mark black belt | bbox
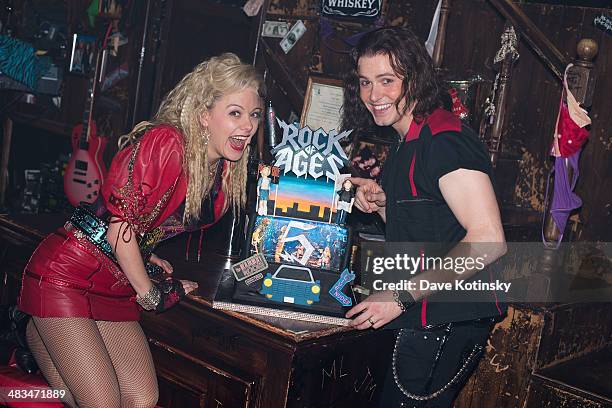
[68,205,116,261]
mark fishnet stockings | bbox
[26,317,158,408]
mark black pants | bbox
[379,319,492,408]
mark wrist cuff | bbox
[393,289,416,312]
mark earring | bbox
[202,126,210,147]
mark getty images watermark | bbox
[358,242,612,303]
[368,251,511,293]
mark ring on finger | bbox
[367,317,375,325]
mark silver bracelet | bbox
[136,285,161,311]
[393,290,407,313]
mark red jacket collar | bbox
[404,108,462,141]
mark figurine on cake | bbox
[257,165,272,215]
[334,178,355,225]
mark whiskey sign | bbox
[321,0,381,19]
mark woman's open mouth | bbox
[228,136,248,152]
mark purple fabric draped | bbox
[319,18,335,40]
[550,151,582,235]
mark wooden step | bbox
[535,303,612,370]
[531,347,612,405]
[526,353,612,407]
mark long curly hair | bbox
[120,53,265,224]
[342,27,444,137]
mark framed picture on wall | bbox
[300,75,344,133]
[69,33,97,75]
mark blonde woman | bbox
[18,53,264,408]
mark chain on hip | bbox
[392,328,484,401]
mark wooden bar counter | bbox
[0,214,394,408]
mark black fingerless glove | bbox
[155,278,186,312]
[136,278,186,312]
[15,347,39,374]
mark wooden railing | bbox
[542,39,598,243]
[488,0,569,81]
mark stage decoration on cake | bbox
[329,269,356,306]
[250,216,348,271]
[256,164,279,216]
[272,175,336,222]
[231,253,268,282]
[257,165,272,215]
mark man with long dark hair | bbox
[343,27,507,407]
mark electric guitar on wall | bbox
[64,52,107,206]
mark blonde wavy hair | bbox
[120,53,265,224]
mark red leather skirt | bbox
[18,225,139,321]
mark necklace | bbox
[208,160,220,177]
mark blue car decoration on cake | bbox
[260,265,321,306]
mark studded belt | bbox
[66,206,117,262]
[65,206,163,278]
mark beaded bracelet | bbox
[392,290,406,312]
[393,289,416,313]
[136,285,161,311]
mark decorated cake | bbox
[215,120,358,325]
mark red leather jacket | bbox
[19,125,227,321]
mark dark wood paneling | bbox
[287,330,394,407]
[151,339,258,408]
[141,303,275,375]
[575,11,612,241]
[149,0,259,117]
[536,303,612,368]
[455,306,545,408]
[525,374,610,408]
